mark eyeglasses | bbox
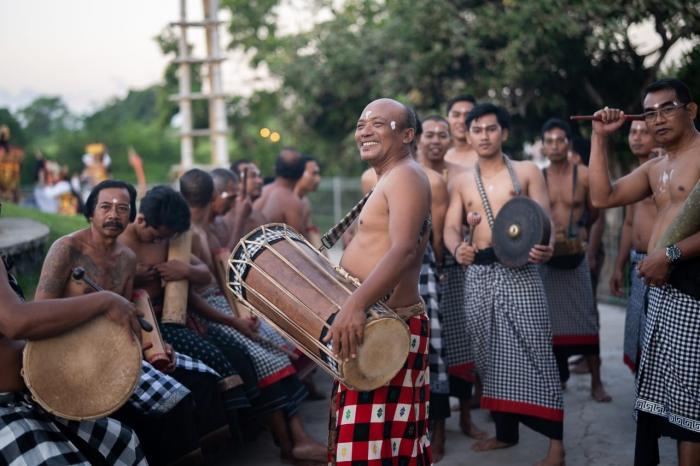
[643,101,687,123]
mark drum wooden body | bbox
[22,316,142,420]
[228,223,410,391]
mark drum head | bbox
[23,316,142,421]
[342,316,410,391]
[492,197,551,268]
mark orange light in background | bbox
[270,132,281,143]
[259,127,271,138]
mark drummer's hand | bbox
[232,317,260,341]
[455,242,476,266]
[246,314,260,332]
[529,244,553,264]
[135,263,158,283]
[609,268,624,297]
[102,291,142,341]
[592,107,626,136]
[637,250,670,287]
[162,343,177,373]
[323,299,366,362]
[154,260,189,282]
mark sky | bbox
[0,1,694,114]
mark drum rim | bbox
[22,316,142,421]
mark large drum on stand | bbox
[22,316,142,420]
[227,223,410,391]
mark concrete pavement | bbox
[214,302,681,465]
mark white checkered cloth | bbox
[465,263,563,418]
[623,250,647,371]
[0,392,146,465]
[635,284,700,433]
[540,257,599,344]
[199,285,296,387]
[128,360,190,415]
[174,352,220,377]
[439,252,473,374]
[419,245,449,395]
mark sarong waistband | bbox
[392,300,426,320]
[474,247,498,265]
[630,249,647,263]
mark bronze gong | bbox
[492,197,551,268]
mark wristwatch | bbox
[665,244,682,264]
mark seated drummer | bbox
[125,181,327,463]
[0,234,146,463]
[34,180,227,465]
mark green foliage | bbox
[221,0,700,173]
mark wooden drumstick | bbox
[71,267,153,332]
[569,114,644,122]
[241,167,248,199]
[466,211,482,246]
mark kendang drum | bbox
[227,223,410,391]
[22,316,142,420]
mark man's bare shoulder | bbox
[115,240,137,264]
[421,166,446,188]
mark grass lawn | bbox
[3,203,86,298]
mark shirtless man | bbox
[445,94,478,167]
[608,121,658,373]
[588,78,700,466]
[444,103,564,465]
[294,156,323,247]
[324,98,432,465]
[34,180,223,465]
[538,118,611,403]
[0,252,145,464]
[253,149,307,234]
[228,160,267,237]
[210,168,250,251]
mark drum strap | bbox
[320,190,373,250]
[474,156,521,230]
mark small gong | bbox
[492,197,551,268]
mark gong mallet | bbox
[569,114,644,122]
[466,211,482,246]
[71,267,153,332]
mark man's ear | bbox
[686,102,698,121]
[403,128,415,145]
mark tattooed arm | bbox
[35,236,76,300]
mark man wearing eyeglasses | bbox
[538,118,611,403]
[589,78,700,466]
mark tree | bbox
[220,0,700,172]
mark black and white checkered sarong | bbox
[465,263,563,421]
[128,360,190,415]
[439,252,474,380]
[623,250,647,371]
[0,392,146,465]
[635,285,700,433]
[540,257,599,347]
[200,286,297,388]
[419,245,448,395]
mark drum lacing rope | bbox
[474,156,521,230]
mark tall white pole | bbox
[178,0,194,169]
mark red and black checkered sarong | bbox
[328,312,432,465]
